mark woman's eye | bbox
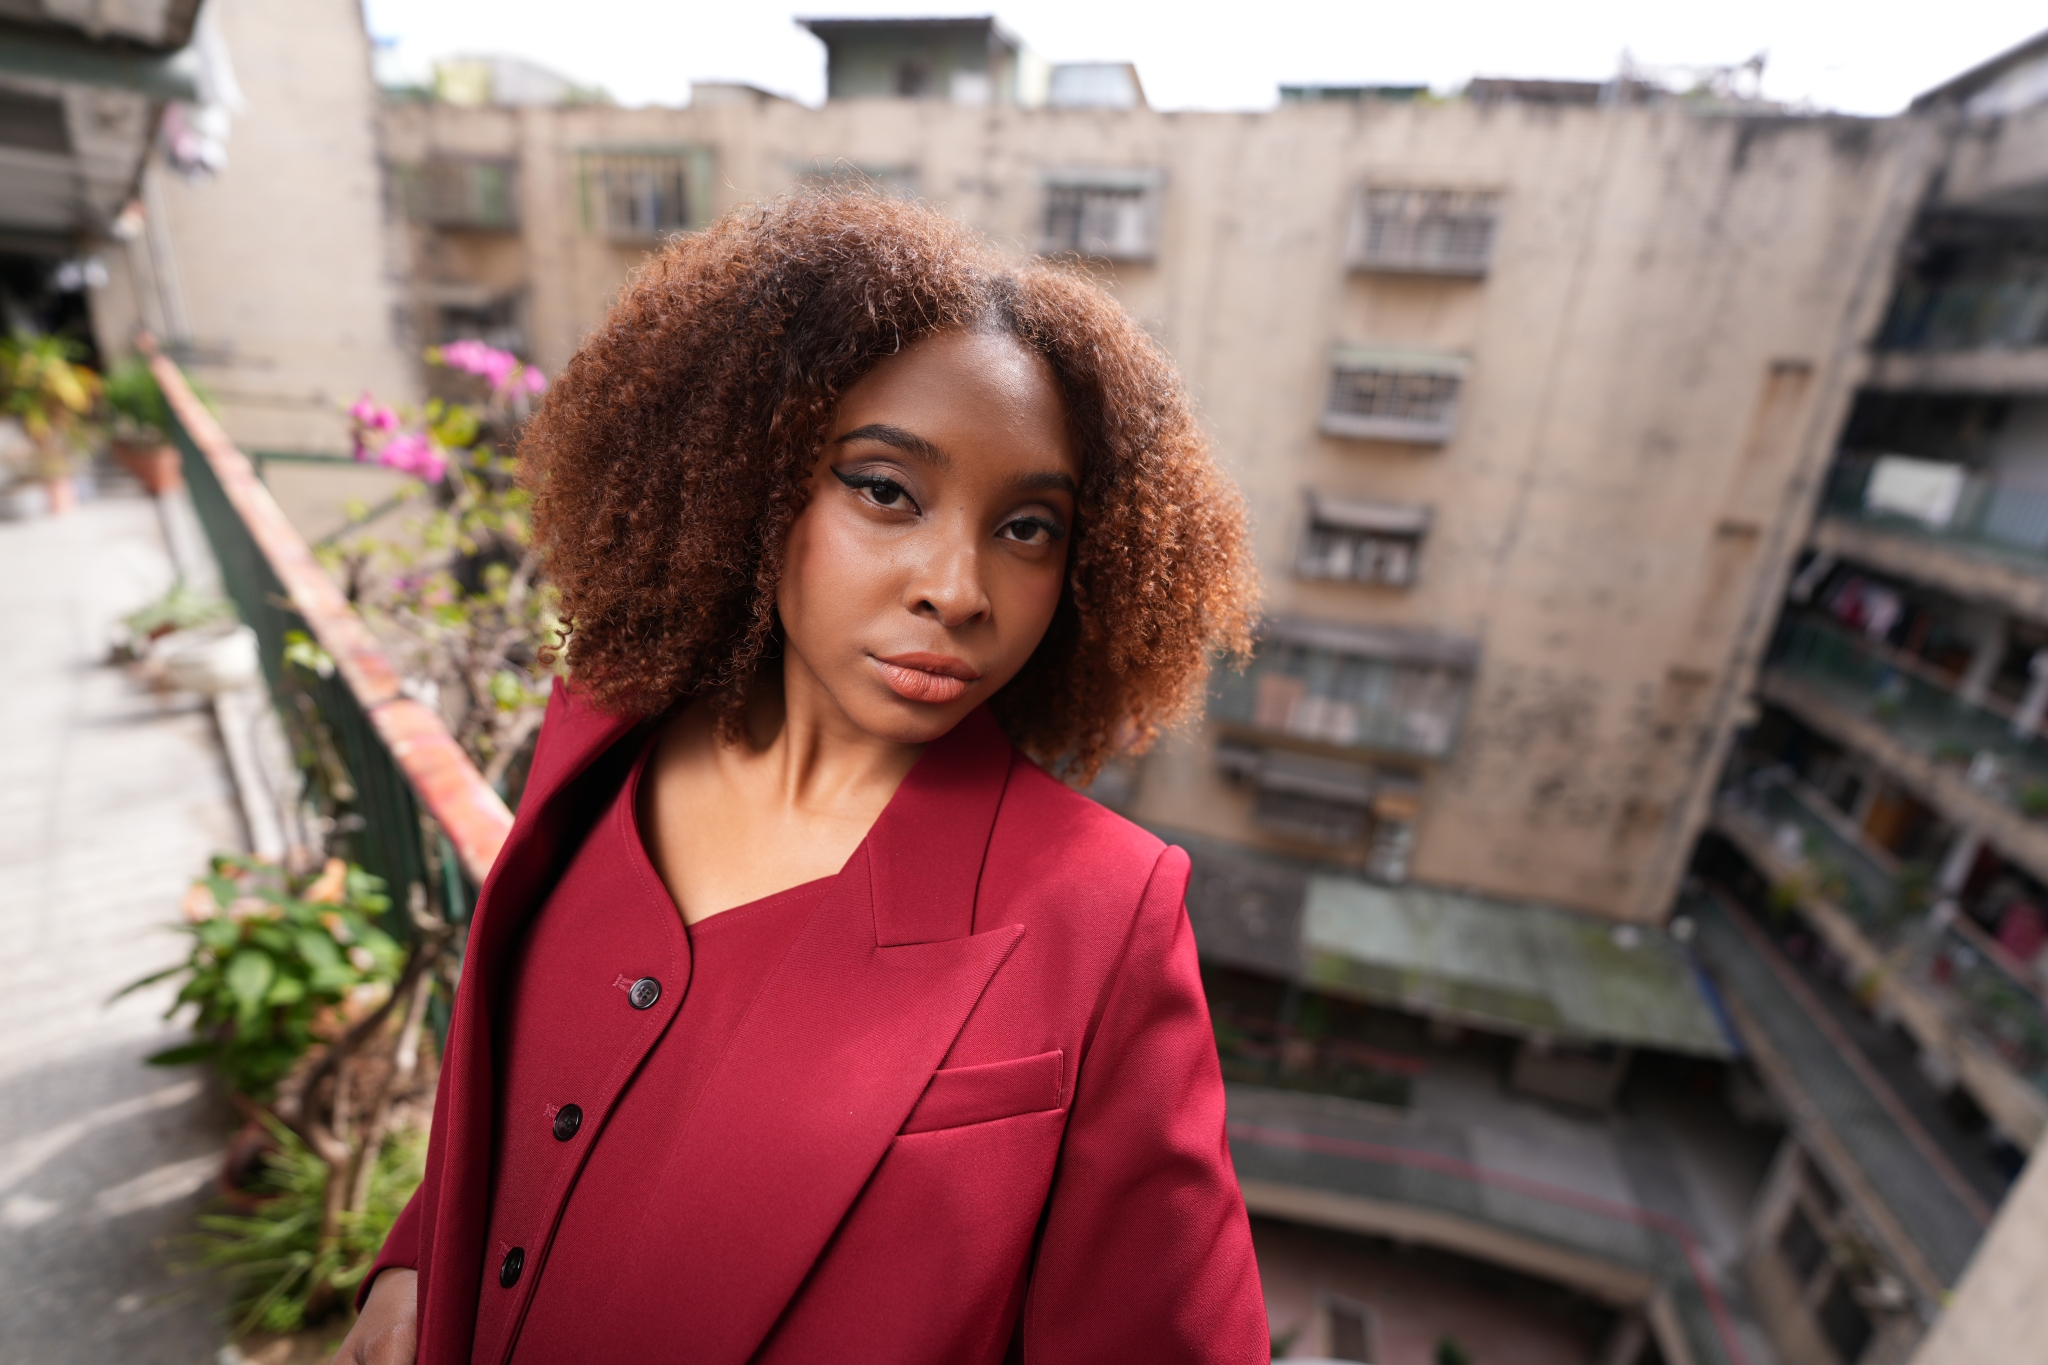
[1000,517,1064,546]
[834,468,917,512]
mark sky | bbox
[360,0,2047,115]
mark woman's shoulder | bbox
[989,755,1184,907]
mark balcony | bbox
[1317,347,1467,445]
[1714,773,1925,942]
[1343,187,1499,277]
[1686,889,1990,1316]
[1209,616,1477,761]
[1711,768,2048,1146]
[1764,616,2048,832]
[1820,453,2048,581]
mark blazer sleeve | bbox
[1017,844,1270,1363]
[355,1183,425,1309]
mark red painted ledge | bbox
[144,341,515,885]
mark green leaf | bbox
[294,930,342,971]
[265,976,306,1006]
[225,950,276,1015]
[145,1041,219,1068]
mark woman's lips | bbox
[873,652,980,705]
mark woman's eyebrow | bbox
[1011,470,1079,496]
[834,423,950,469]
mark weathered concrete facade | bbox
[382,91,1935,923]
[90,0,417,451]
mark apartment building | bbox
[373,24,1997,1361]
[1684,30,2048,1365]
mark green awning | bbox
[1301,875,1736,1057]
[0,19,199,101]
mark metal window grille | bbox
[1242,645,1469,757]
[1299,523,1418,586]
[398,159,519,230]
[1328,367,1460,424]
[587,153,698,241]
[1039,183,1159,261]
[1349,187,1499,274]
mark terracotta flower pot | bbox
[111,437,183,495]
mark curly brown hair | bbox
[521,190,1258,779]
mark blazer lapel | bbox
[600,706,1024,1363]
[418,680,640,1365]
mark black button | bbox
[500,1246,524,1288]
[628,977,661,1010]
[552,1104,582,1141]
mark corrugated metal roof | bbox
[1301,876,1736,1057]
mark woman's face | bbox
[777,327,1080,745]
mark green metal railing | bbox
[1767,617,2048,821]
[1718,778,1924,940]
[150,349,511,931]
[1821,454,2048,569]
[1229,1113,1749,1365]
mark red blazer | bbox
[366,684,1269,1363]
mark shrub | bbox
[119,855,403,1100]
[188,1116,426,1334]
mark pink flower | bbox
[431,340,545,399]
[347,393,399,432]
[378,432,448,482]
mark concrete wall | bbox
[93,0,416,452]
[1910,1138,2048,1364]
[381,94,1937,922]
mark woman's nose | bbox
[909,538,991,628]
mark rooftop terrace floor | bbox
[0,489,240,1363]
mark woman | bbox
[334,192,1268,1364]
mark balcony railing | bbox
[1210,620,1475,760]
[1715,775,1924,940]
[1821,453,2048,566]
[1766,616,2048,822]
[148,344,513,937]
[1228,1113,1752,1365]
[1716,764,2048,1096]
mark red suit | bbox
[365,683,1269,1363]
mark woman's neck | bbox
[639,654,924,924]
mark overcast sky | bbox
[360,0,2045,115]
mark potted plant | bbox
[0,331,99,513]
[103,356,185,494]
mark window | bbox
[1321,347,1468,443]
[1347,187,1500,275]
[1299,492,1430,586]
[581,148,713,242]
[1038,170,1164,262]
[1212,617,1478,761]
[397,158,519,230]
[1216,743,1420,873]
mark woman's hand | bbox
[330,1268,418,1365]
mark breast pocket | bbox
[900,1049,1064,1134]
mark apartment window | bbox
[1347,187,1501,275]
[1217,742,1421,874]
[1212,616,1478,761]
[1320,346,1468,444]
[397,158,519,231]
[1038,169,1164,262]
[581,148,712,242]
[1299,492,1430,586]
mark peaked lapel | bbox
[597,705,1024,1364]
[419,680,640,1365]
